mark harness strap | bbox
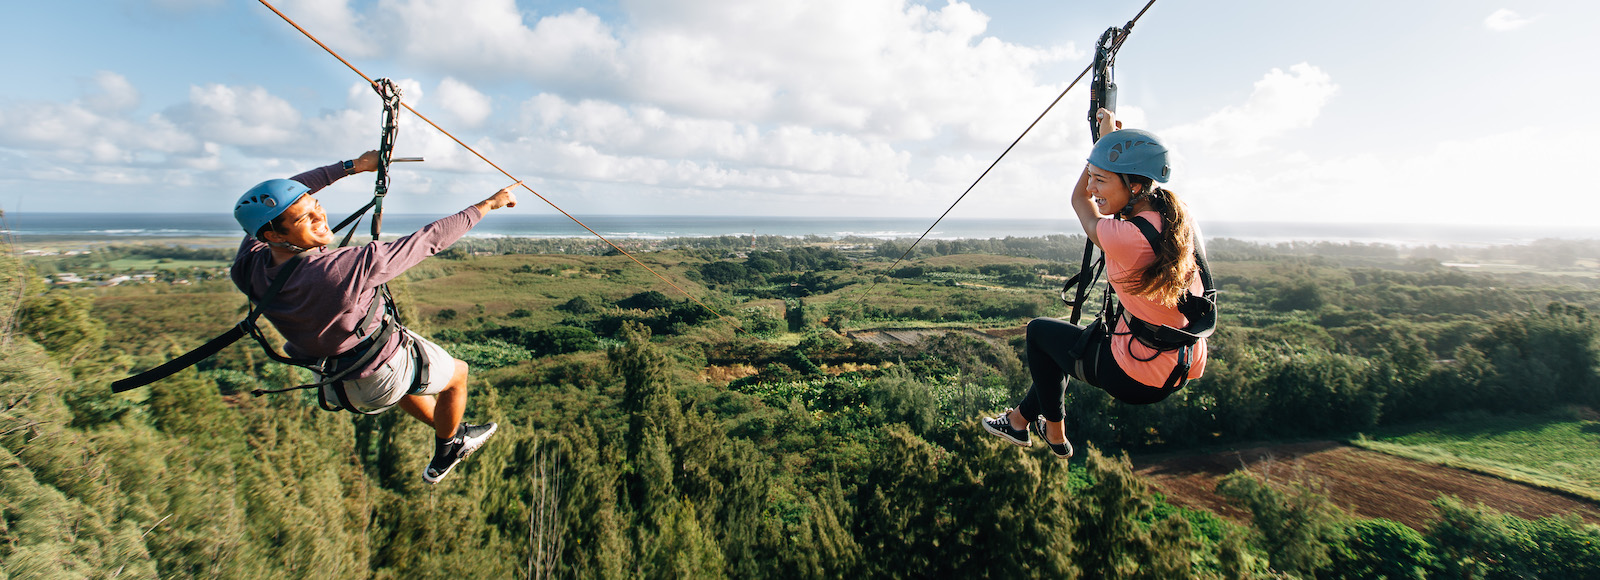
[250,284,398,414]
[407,330,430,395]
[1119,215,1215,391]
[110,256,304,393]
[1068,317,1105,382]
[1060,240,1105,325]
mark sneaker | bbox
[981,411,1031,447]
[1030,420,1074,458]
[423,422,499,484]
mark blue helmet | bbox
[234,179,309,238]
[1088,128,1171,183]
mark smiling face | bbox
[1085,163,1141,215]
[262,194,333,249]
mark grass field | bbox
[1350,407,1600,502]
[103,258,231,271]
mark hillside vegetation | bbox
[4,234,1600,578]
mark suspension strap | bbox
[371,78,400,242]
[1059,241,1104,324]
[110,256,304,392]
[329,78,403,248]
[1088,27,1122,142]
[1056,11,1154,324]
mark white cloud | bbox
[521,94,909,181]
[81,71,140,114]
[1162,63,1337,157]
[379,0,624,85]
[436,77,493,128]
[276,0,380,57]
[362,0,1074,144]
[1484,9,1536,32]
[166,84,301,147]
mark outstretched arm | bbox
[355,180,522,287]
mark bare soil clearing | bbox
[1133,441,1600,530]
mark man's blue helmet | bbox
[234,179,309,238]
[1088,128,1171,183]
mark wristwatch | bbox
[342,159,357,175]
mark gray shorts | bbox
[321,328,453,412]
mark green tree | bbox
[18,293,106,364]
[1216,468,1347,577]
[785,298,808,332]
[1325,518,1434,580]
[1069,445,1198,579]
[866,366,937,436]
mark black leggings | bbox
[1015,317,1173,422]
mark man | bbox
[231,150,519,484]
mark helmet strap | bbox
[266,240,311,253]
[1119,187,1155,219]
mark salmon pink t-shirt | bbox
[1096,211,1208,388]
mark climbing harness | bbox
[1062,216,1217,391]
[113,79,419,415]
[851,0,1159,308]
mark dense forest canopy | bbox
[3,233,1599,578]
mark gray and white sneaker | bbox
[423,422,498,484]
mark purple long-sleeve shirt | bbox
[231,162,482,379]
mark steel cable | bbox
[850,0,1158,308]
[257,0,743,332]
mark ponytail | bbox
[1113,176,1196,307]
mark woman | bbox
[981,110,1209,458]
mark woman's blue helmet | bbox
[234,179,309,238]
[1088,128,1171,183]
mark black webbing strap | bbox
[111,255,304,393]
[1059,241,1105,325]
[407,330,430,395]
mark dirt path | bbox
[1133,441,1600,530]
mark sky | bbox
[1,0,1596,227]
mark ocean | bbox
[2,213,1595,247]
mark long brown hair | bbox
[1113,174,1196,307]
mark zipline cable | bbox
[257,0,744,332]
[850,0,1158,308]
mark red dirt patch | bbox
[1133,441,1600,530]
